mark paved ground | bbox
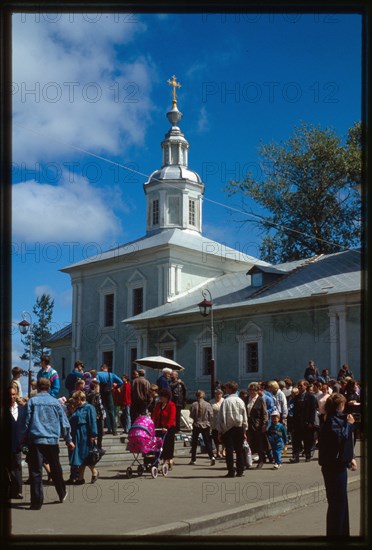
[8,441,363,539]
[214,486,362,536]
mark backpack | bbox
[100,373,112,394]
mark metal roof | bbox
[61,228,269,271]
[45,324,72,343]
[123,249,361,323]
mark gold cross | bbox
[167,75,181,102]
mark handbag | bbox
[85,445,102,467]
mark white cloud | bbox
[12,13,155,165]
[12,346,24,367]
[197,106,209,133]
[34,285,56,298]
[12,173,122,242]
[186,62,208,78]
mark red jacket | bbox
[112,381,132,406]
[152,400,176,429]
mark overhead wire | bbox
[13,122,361,254]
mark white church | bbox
[48,78,361,397]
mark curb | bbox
[126,476,361,536]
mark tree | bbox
[226,121,362,263]
[21,293,55,365]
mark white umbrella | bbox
[134,356,184,371]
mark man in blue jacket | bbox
[96,364,123,436]
[21,377,75,510]
[65,359,85,396]
[36,355,60,397]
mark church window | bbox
[130,347,137,370]
[163,349,174,360]
[238,322,262,378]
[102,351,113,371]
[246,342,258,373]
[158,330,177,359]
[168,196,180,225]
[152,199,159,225]
[195,328,216,379]
[104,293,114,327]
[202,346,212,375]
[189,199,196,226]
[133,287,143,315]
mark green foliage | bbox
[20,293,55,364]
[227,121,362,263]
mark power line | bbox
[13,122,360,254]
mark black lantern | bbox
[18,313,33,397]
[18,319,30,335]
[198,297,213,317]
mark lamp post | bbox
[18,311,33,398]
[198,289,215,398]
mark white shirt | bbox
[11,402,19,421]
[217,394,248,434]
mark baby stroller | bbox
[126,415,169,478]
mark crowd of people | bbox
[8,357,361,534]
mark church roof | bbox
[146,165,202,184]
[123,249,361,323]
[45,323,72,343]
[61,228,268,272]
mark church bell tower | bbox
[144,76,205,235]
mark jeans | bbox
[322,466,350,536]
[27,443,66,508]
[120,405,131,433]
[101,392,117,434]
[190,426,214,461]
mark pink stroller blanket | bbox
[128,415,162,454]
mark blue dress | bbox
[69,403,98,466]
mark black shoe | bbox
[224,472,235,478]
[29,504,42,510]
[236,472,245,477]
[73,479,85,485]
[59,491,68,503]
[289,457,300,463]
[65,478,76,485]
[10,494,23,500]
[256,462,264,469]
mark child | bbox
[87,380,106,452]
[267,410,287,470]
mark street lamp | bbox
[198,289,215,398]
[18,311,33,397]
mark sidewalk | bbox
[9,442,362,538]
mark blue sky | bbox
[11,11,362,374]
